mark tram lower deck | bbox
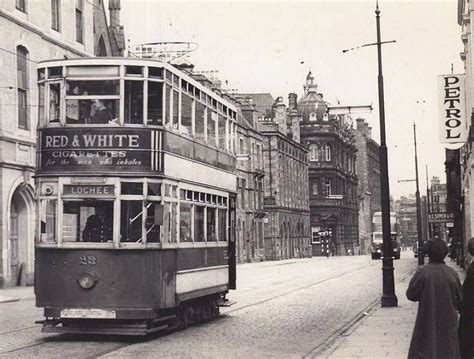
[36,245,230,335]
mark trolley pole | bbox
[414,123,424,266]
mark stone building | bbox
[232,96,266,263]
[256,96,311,260]
[353,118,381,254]
[0,0,123,287]
[297,72,359,256]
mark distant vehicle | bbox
[371,212,401,260]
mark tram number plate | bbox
[60,308,116,319]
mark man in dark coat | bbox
[459,238,474,359]
[82,207,112,242]
[407,238,462,359]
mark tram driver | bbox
[91,99,114,124]
[82,206,113,242]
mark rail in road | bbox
[0,254,417,358]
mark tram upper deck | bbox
[36,58,237,178]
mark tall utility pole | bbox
[426,165,432,239]
[342,1,397,307]
[414,124,424,266]
[375,2,398,307]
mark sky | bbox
[118,0,463,200]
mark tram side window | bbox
[146,202,162,243]
[180,202,192,242]
[62,201,113,242]
[125,80,143,124]
[218,114,226,150]
[163,202,177,243]
[121,200,143,242]
[48,83,61,123]
[172,89,179,129]
[218,208,227,242]
[147,82,163,125]
[165,84,173,127]
[40,199,57,243]
[194,206,205,242]
[207,110,217,147]
[38,83,45,126]
[195,102,205,142]
[181,94,193,135]
[207,207,217,241]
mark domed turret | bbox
[297,71,327,122]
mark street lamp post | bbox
[375,2,398,307]
[413,123,424,266]
[343,1,397,307]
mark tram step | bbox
[217,300,236,307]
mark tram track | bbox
[225,261,376,314]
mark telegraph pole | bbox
[414,124,424,265]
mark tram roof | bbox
[38,57,237,112]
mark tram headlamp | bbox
[78,272,97,290]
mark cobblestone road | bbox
[0,252,417,358]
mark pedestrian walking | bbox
[406,238,462,359]
[459,238,474,359]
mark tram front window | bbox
[66,99,118,124]
[121,200,142,242]
[62,201,114,242]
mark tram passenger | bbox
[91,99,114,124]
[82,207,112,242]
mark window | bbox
[195,102,205,141]
[194,206,205,242]
[63,201,113,242]
[40,199,57,242]
[207,111,217,146]
[125,80,144,124]
[312,181,319,196]
[325,145,331,161]
[75,0,83,43]
[51,0,60,31]
[38,83,45,125]
[218,114,226,150]
[16,46,28,129]
[218,208,227,242]
[48,83,60,123]
[172,89,179,129]
[207,207,216,241]
[147,82,163,125]
[120,200,142,242]
[309,145,319,161]
[145,202,162,243]
[181,94,193,135]
[180,202,192,242]
[324,179,332,197]
[16,0,26,12]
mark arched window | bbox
[325,145,331,161]
[16,46,29,130]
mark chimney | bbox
[109,0,121,28]
[274,97,287,135]
[291,114,301,143]
[288,93,298,111]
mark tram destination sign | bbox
[39,128,162,173]
[428,212,455,223]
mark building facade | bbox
[233,97,265,263]
[297,72,359,256]
[0,0,123,287]
[353,118,381,254]
[255,96,311,260]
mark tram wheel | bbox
[210,301,220,318]
[178,308,189,329]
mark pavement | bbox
[320,259,466,359]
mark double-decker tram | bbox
[35,58,237,335]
